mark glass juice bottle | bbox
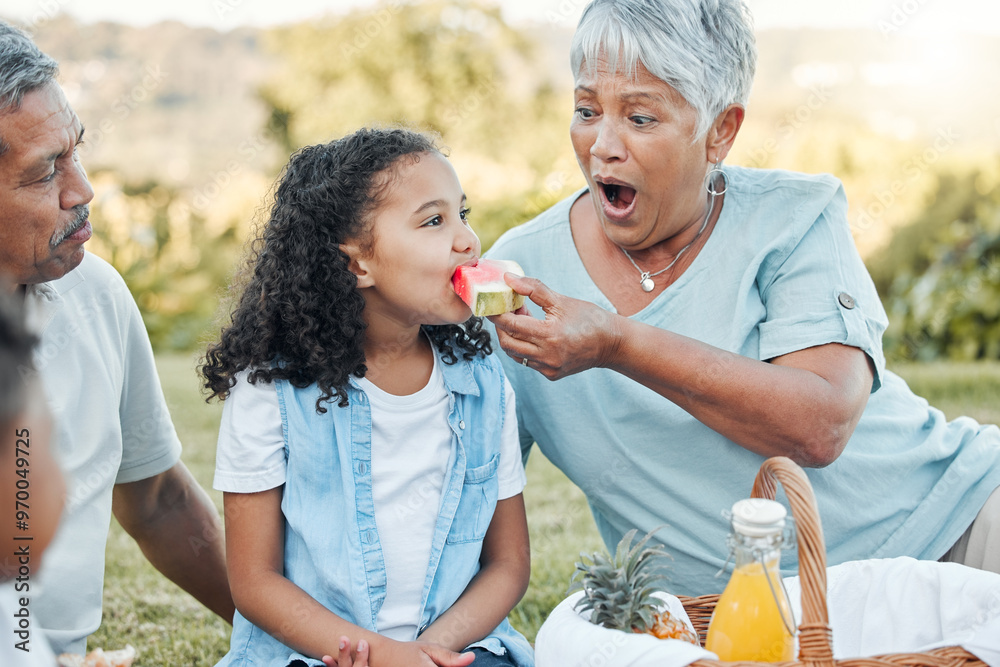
[705,498,796,662]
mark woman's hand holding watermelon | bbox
[488,273,624,380]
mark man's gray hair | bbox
[0,21,59,155]
[571,0,757,142]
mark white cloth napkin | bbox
[783,557,1000,667]
[535,591,717,667]
[536,557,1000,667]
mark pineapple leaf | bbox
[570,526,674,632]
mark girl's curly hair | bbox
[201,127,492,412]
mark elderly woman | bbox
[486,0,1000,595]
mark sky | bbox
[4,0,1000,35]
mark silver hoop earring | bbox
[706,161,729,197]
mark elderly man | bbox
[0,21,234,655]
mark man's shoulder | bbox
[76,251,127,284]
[52,252,132,303]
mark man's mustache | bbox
[51,205,90,247]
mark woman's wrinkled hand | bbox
[488,273,622,380]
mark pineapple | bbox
[569,528,700,645]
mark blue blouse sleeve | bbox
[756,184,888,392]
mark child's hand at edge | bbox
[323,636,369,667]
[413,641,476,666]
[322,637,475,667]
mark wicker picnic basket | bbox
[677,456,986,667]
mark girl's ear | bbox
[339,242,374,288]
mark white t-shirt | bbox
[18,253,182,655]
[214,351,526,640]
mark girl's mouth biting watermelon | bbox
[452,259,526,317]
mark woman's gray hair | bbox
[571,0,756,141]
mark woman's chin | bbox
[599,205,644,239]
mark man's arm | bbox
[112,460,235,624]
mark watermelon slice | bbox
[452,259,526,317]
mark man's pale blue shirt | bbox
[486,166,1000,595]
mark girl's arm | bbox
[417,494,531,651]
[491,276,873,469]
[225,489,474,667]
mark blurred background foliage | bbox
[84,171,266,349]
[15,0,1000,358]
[871,167,1000,361]
[258,0,578,251]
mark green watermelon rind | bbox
[454,259,525,317]
[471,290,526,317]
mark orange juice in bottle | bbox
[705,498,795,662]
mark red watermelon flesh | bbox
[452,259,525,316]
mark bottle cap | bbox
[730,498,786,537]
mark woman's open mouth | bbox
[598,180,637,220]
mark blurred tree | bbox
[258,0,581,250]
[872,165,1000,361]
[729,113,946,258]
[87,170,264,350]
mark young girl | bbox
[201,128,534,667]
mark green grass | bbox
[87,355,1000,664]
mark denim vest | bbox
[216,349,534,667]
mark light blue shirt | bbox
[215,345,533,667]
[486,166,1000,596]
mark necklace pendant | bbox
[640,274,655,292]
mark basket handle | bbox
[751,456,834,667]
